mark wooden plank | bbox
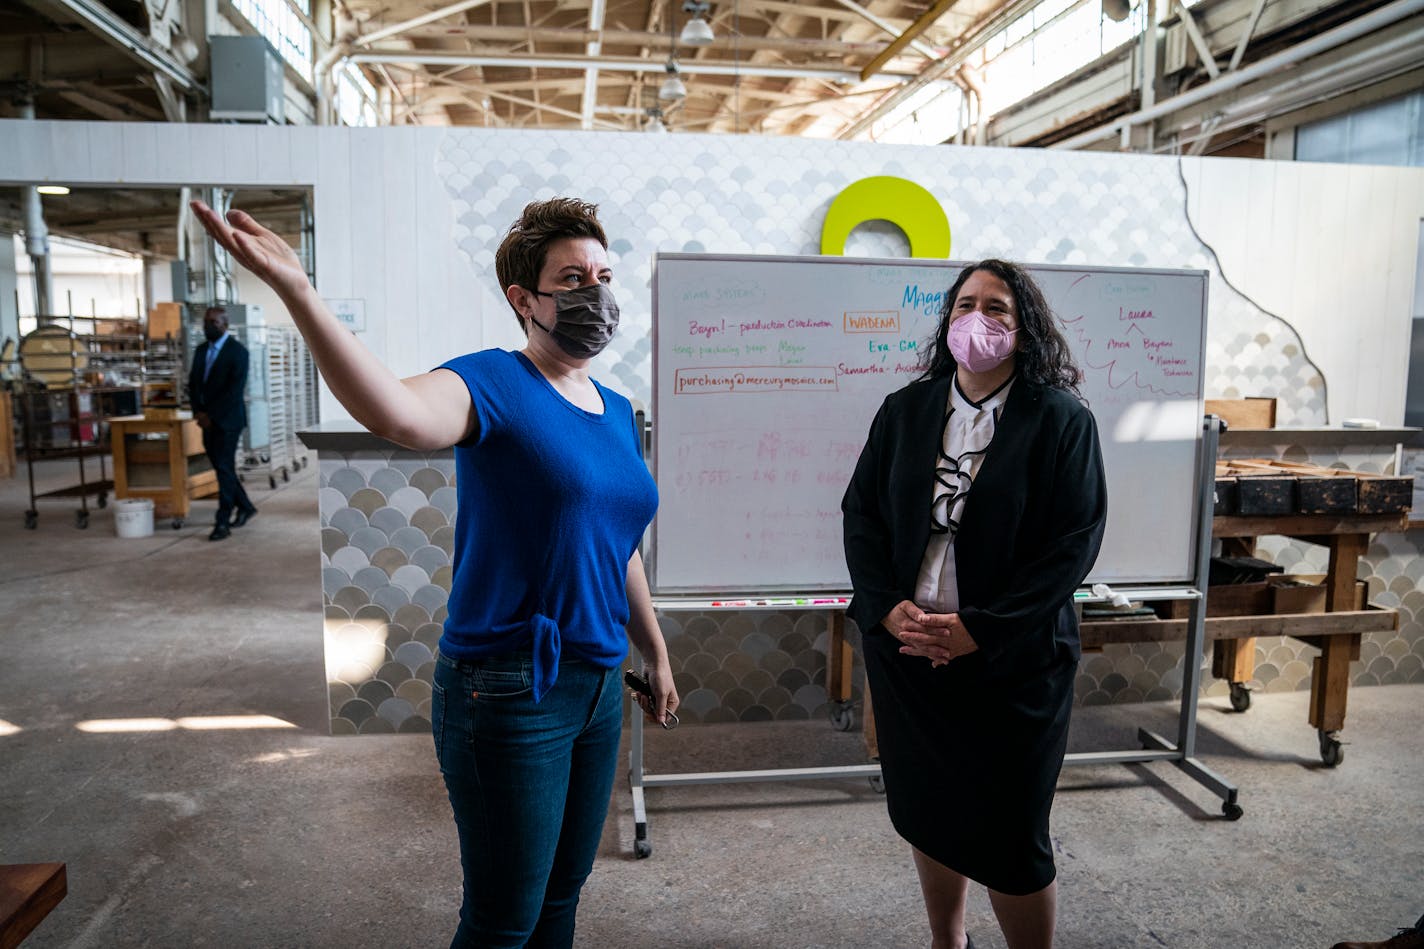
[1214,513,1408,538]
[0,862,67,949]
[1079,607,1398,649]
[1309,634,1354,732]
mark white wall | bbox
[2,120,1420,426]
[1185,157,1424,425]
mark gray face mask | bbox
[527,283,620,359]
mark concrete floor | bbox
[2,456,1422,949]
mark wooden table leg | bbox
[1309,634,1355,734]
[862,675,878,760]
[1212,638,1256,684]
[825,611,853,704]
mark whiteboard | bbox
[650,254,1208,594]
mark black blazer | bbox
[842,375,1107,681]
[188,336,250,432]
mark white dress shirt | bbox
[913,375,1014,614]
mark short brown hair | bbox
[494,198,608,322]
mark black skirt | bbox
[863,629,1075,896]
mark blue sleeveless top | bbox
[435,349,658,701]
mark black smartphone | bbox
[624,669,678,729]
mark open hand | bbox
[190,201,312,301]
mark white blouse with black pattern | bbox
[913,374,1015,614]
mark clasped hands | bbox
[881,600,979,668]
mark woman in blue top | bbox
[193,196,678,948]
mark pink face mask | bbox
[947,310,1018,373]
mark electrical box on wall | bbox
[209,36,285,123]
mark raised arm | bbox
[191,202,474,450]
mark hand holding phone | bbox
[624,669,678,729]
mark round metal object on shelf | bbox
[18,325,89,386]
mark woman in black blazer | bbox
[842,259,1107,949]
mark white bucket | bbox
[114,498,155,538]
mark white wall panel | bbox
[3,120,1422,427]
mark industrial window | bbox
[336,65,379,127]
[868,0,1196,144]
[1295,90,1424,168]
[230,0,314,82]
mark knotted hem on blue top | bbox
[528,612,561,703]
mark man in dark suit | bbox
[188,306,256,541]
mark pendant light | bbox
[679,1,714,46]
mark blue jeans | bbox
[432,650,622,948]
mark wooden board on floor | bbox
[0,862,67,949]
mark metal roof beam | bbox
[349,48,920,81]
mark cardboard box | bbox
[1272,574,1366,612]
[1205,582,1272,617]
[147,302,183,341]
[1206,397,1277,430]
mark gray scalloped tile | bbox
[431,526,456,555]
[351,566,392,595]
[358,716,395,735]
[683,652,720,679]
[411,507,448,535]
[792,683,828,711]
[331,718,357,736]
[328,507,370,535]
[353,604,391,624]
[390,526,431,555]
[322,567,351,597]
[431,565,453,592]
[410,468,448,497]
[348,526,391,556]
[330,547,369,576]
[397,715,431,735]
[394,641,435,673]
[386,486,430,518]
[323,605,350,622]
[321,528,348,558]
[318,487,348,516]
[393,604,432,630]
[413,584,449,613]
[369,468,409,498]
[396,679,432,705]
[328,682,357,706]
[678,687,721,717]
[327,467,367,498]
[411,545,449,574]
[332,586,371,612]
[347,488,386,517]
[338,698,375,726]
[430,486,459,518]
[357,679,395,707]
[372,586,411,614]
[375,660,411,687]
[371,546,410,575]
[414,623,444,650]
[377,697,414,727]
[387,564,429,597]
[369,506,409,535]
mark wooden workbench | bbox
[108,414,217,527]
[1080,511,1407,766]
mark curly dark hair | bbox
[494,197,608,327]
[920,259,1082,395]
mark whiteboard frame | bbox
[649,252,1210,596]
